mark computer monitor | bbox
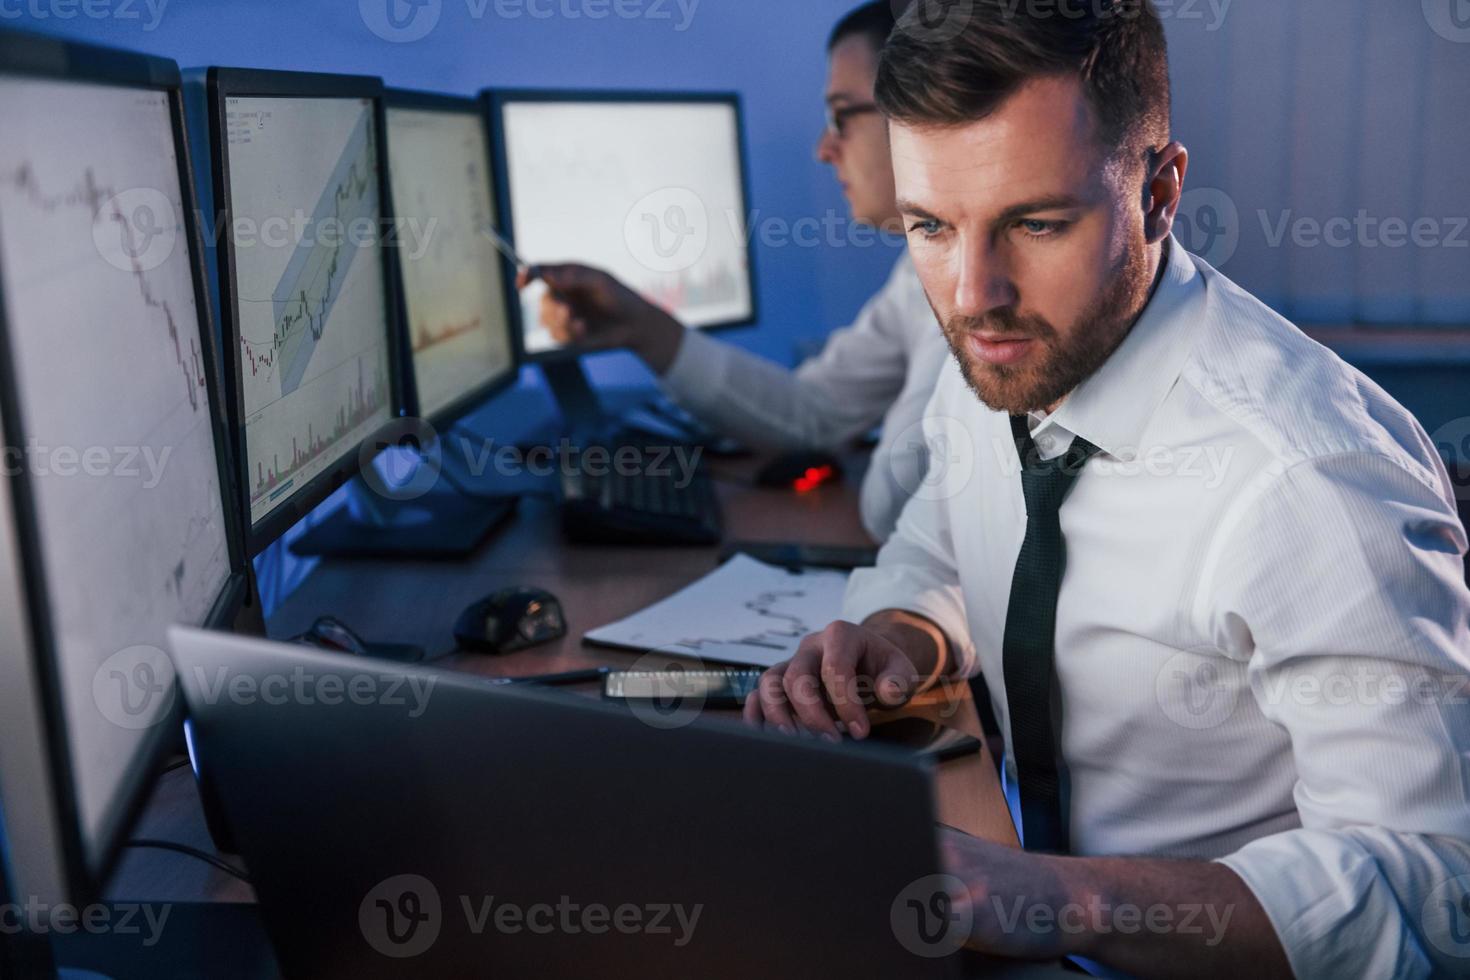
[0,31,249,913]
[487,90,758,366]
[209,69,402,555]
[384,90,519,427]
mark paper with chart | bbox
[584,555,850,667]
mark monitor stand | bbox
[537,357,714,448]
[288,470,517,561]
[295,363,612,559]
[542,357,615,443]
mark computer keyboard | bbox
[559,444,724,546]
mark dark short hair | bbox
[828,2,898,54]
[876,0,1170,162]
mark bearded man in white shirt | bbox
[521,2,950,542]
[743,1,1470,977]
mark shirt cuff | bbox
[841,566,977,678]
[1216,829,1443,978]
[658,327,730,415]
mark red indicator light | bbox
[793,465,835,493]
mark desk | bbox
[264,453,1017,847]
[106,449,1041,974]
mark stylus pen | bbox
[481,224,530,272]
[481,224,575,306]
[489,667,611,687]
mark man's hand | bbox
[935,827,1292,979]
[518,263,686,373]
[742,612,949,740]
[935,826,1075,961]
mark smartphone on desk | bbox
[723,541,879,571]
[866,717,983,763]
[602,669,982,762]
[603,667,763,707]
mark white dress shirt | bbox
[660,251,951,541]
[844,237,1470,977]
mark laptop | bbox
[167,627,967,979]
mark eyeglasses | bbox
[824,102,880,140]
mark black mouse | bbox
[454,587,567,654]
[755,450,845,490]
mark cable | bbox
[125,839,252,884]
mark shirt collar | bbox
[1038,235,1205,462]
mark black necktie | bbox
[999,414,1099,853]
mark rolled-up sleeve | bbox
[658,258,916,453]
[842,398,977,678]
[1207,451,1470,977]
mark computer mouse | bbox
[291,615,426,663]
[755,451,845,491]
[454,587,567,654]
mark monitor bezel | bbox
[208,67,406,557]
[0,29,250,905]
[482,88,761,367]
[383,88,522,430]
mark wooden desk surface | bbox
[109,451,1018,911]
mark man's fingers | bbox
[846,623,920,710]
[784,669,841,740]
[815,621,882,738]
[755,664,797,735]
[779,639,839,740]
[775,642,837,739]
[539,295,571,339]
[742,689,763,727]
[753,625,921,741]
[873,662,916,708]
[531,262,607,301]
[820,654,873,739]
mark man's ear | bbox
[1143,141,1189,244]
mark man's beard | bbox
[937,240,1157,416]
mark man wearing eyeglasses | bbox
[522,2,950,542]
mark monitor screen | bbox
[499,98,754,355]
[221,94,395,529]
[0,74,233,862]
[387,104,515,420]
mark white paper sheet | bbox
[583,555,851,667]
